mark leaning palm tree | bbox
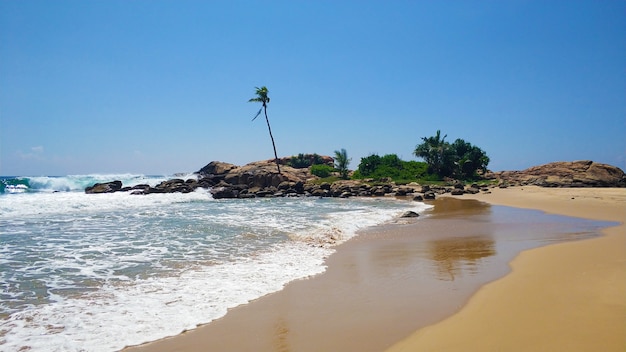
[249,86,280,174]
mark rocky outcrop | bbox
[85,181,122,194]
[490,161,626,188]
[85,159,625,197]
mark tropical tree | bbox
[451,139,490,179]
[415,131,490,179]
[414,130,454,177]
[334,148,351,179]
[357,154,382,176]
[249,86,281,174]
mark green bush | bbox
[289,153,310,168]
[310,164,334,178]
[289,153,326,168]
[354,154,432,182]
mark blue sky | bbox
[1,0,624,176]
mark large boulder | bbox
[493,161,626,187]
[197,161,238,176]
[85,180,123,194]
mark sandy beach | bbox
[124,186,625,352]
[387,186,626,352]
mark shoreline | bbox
[387,186,626,351]
[123,186,624,351]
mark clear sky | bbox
[1,0,624,176]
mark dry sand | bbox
[387,186,626,352]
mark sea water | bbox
[0,175,431,352]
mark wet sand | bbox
[124,186,622,351]
[387,186,626,352]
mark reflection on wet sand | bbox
[427,197,492,217]
[429,236,496,281]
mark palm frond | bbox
[251,108,263,121]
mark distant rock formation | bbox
[84,159,626,197]
[489,161,626,187]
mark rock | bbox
[278,181,292,190]
[451,189,464,195]
[151,178,198,194]
[210,187,237,199]
[85,181,123,194]
[238,193,256,199]
[395,186,412,196]
[132,184,151,190]
[198,161,238,176]
[466,187,480,194]
[493,161,626,187]
[373,187,386,196]
[254,190,274,197]
[311,188,329,197]
[423,191,436,200]
[400,211,419,218]
[413,195,424,201]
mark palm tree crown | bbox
[249,86,270,109]
[334,148,351,179]
[414,130,453,176]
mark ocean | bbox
[0,174,431,351]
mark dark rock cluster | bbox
[85,160,491,200]
[85,178,214,195]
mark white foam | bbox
[0,188,212,218]
[0,195,432,352]
[24,174,184,193]
[0,243,332,352]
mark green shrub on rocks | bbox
[310,164,334,178]
[353,154,430,183]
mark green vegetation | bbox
[288,153,325,168]
[352,153,432,183]
[414,130,489,180]
[310,164,334,178]
[334,148,351,179]
[286,131,489,184]
[309,176,341,184]
[249,86,281,174]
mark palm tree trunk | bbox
[263,106,281,174]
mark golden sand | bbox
[124,186,625,351]
[386,186,626,352]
